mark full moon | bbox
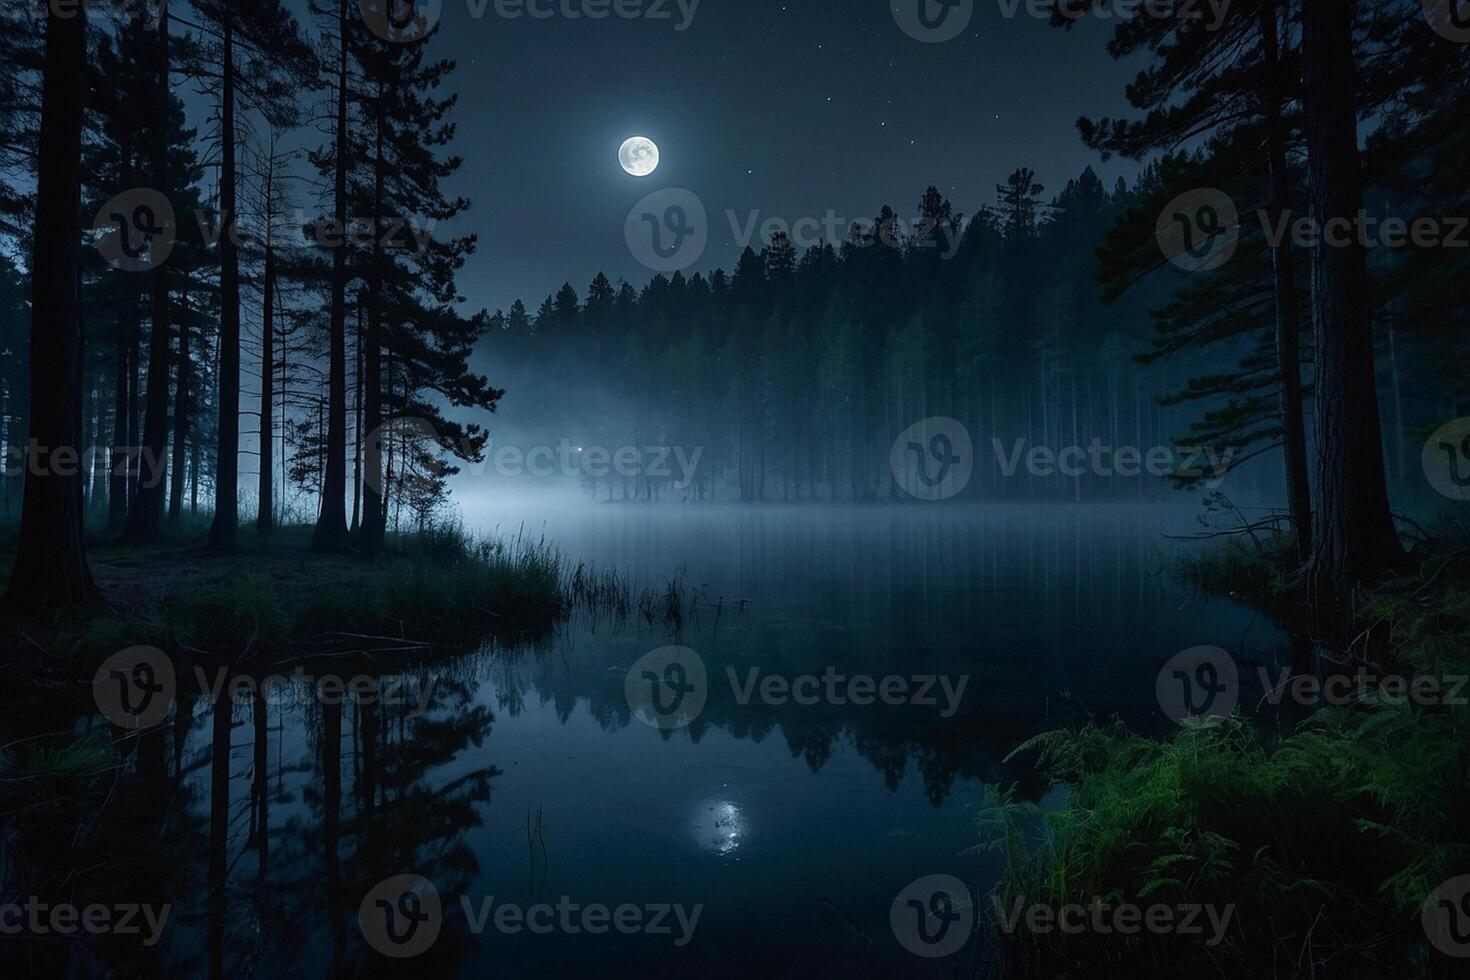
[619,136,659,177]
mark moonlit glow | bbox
[619,136,660,177]
[690,799,745,856]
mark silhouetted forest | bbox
[0,0,498,608]
[1,1,1466,619]
[2,2,1470,977]
[486,152,1457,509]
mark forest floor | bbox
[64,526,367,622]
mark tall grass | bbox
[295,521,570,643]
[568,561,632,620]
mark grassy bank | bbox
[0,517,575,667]
[981,527,1470,977]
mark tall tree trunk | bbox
[209,15,240,551]
[1261,0,1313,564]
[127,311,140,514]
[3,4,94,611]
[89,383,108,513]
[312,0,350,551]
[190,422,199,515]
[257,152,277,535]
[379,340,393,535]
[280,303,288,519]
[81,379,94,514]
[108,312,131,534]
[351,302,362,533]
[169,294,190,524]
[317,396,326,497]
[124,8,172,542]
[1300,0,1403,609]
[1386,304,1406,490]
[1387,320,1399,487]
[362,77,387,557]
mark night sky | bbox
[408,0,1145,314]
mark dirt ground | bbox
[2,525,376,622]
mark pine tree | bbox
[121,10,207,542]
[1064,0,1315,557]
[192,0,312,551]
[1300,0,1403,603]
[309,0,355,551]
[3,4,92,611]
[350,14,501,555]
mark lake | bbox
[76,503,1286,977]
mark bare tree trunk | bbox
[190,410,200,515]
[169,292,190,524]
[280,305,288,521]
[362,71,387,557]
[317,396,326,500]
[127,311,140,516]
[312,0,351,551]
[89,383,108,512]
[1261,0,1313,563]
[1301,0,1403,610]
[81,380,94,515]
[3,4,94,611]
[1386,313,1405,491]
[124,8,173,542]
[381,345,394,533]
[351,302,362,534]
[108,310,131,534]
[257,150,277,535]
[209,14,241,550]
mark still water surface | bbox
[141,504,1283,976]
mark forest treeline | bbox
[489,172,1207,505]
[488,0,1466,613]
[0,0,1465,621]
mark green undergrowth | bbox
[1175,532,1297,612]
[984,530,1470,977]
[168,572,292,653]
[2,729,117,782]
[982,708,1469,976]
